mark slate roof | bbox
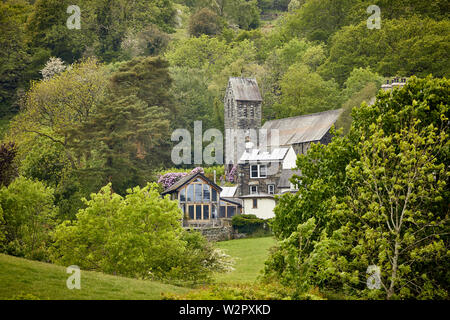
[220,186,238,198]
[221,197,243,206]
[239,192,274,199]
[238,147,290,163]
[161,172,222,195]
[278,169,302,188]
[228,77,263,102]
[262,109,343,146]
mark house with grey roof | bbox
[161,171,242,227]
[224,77,342,219]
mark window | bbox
[228,206,236,217]
[268,184,275,195]
[219,206,226,218]
[188,205,194,219]
[187,185,194,202]
[250,164,267,178]
[260,165,267,178]
[212,188,217,201]
[196,205,202,220]
[250,185,258,194]
[203,184,210,202]
[251,165,258,178]
[203,205,209,219]
[194,184,203,202]
[180,188,186,202]
[253,199,258,209]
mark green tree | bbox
[9,58,109,170]
[72,56,173,195]
[0,1,32,117]
[320,17,450,85]
[0,142,18,187]
[188,8,222,37]
[51,183,232,282]
[274,63,342,117]
[0,176,57,261]
[266,76,449,299]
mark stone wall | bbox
[188,226,246,242]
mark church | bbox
[224,77,342,219]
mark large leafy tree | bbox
[320,17,450,85]
[51,183,232,282]
[0,1,32,116]
[72,56,173,195]
[9,58,109,170]
[266,76,449,299]
[274,63,342,118]
[0,176,57,261]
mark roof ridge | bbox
[263,108,343,124]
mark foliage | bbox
[274,63,342,118]
[232,214,270,235]
[158,167,208,189]
[0,176,56,261]
[266,76,449,299]
[69,56,174,195]
[0,1,32,117]
[162,281,323,300]
[188,8,222,37]
[51,183,231,283]
[0,141,18,187]
[9,58,109,171]
[320,17,450,85]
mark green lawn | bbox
[0,254,190,300]
[0,237,277,299]
[214,236,277,284]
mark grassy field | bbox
[0,254,190,300]
[214,236,277,284]
[0,236,277,299]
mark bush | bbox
[232,214,271,236]
[51,183,233,284]
[0,176,56,261]
[162,282,324,300]
[188,8,222,37]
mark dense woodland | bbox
[0,0,449,299]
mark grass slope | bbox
[214,236,277,284]
[0,254,190,300]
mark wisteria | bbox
[226,165,237,183]
[158,167,206,189]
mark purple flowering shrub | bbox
[226,165,237,183]
[158,167,206,189]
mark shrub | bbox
[188,8,222,37]
[0,176,56,261]
[232,214,271,236]
[51,183,233,283]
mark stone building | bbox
[161,171,242,227]
[224,77,343,219]
[224,77,263,168]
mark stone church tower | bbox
[224,77,262,170]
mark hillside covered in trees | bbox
[0,0,448,300]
